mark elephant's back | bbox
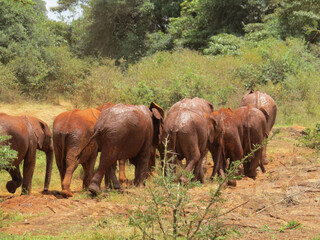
[96,104,151,146]
[168,98,213,116]
[165,109,207,135]
[0,114,29,156]
[53,109,97,134]
[240,91,277,115]
[0,113,28,137]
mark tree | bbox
[168,0,276,50]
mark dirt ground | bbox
[1,126,320,239]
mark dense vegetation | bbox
[1,0,320,126]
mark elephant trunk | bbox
[44,147,54,191]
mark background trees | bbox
[0,0,320,125]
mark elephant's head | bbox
[149,102,164,148]
[26,116,53,192]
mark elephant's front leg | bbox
[22,150,37,195]
[81,152,97,190]
[118,159,127,187]
[104,161,121,189]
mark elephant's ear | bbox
[149,102,164,146]
[31,118,51,150]
[204,113,217,144]
[259,107,269,123]
[209,103,214,112]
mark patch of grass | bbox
[298,123,320,150]
[279,220,301,232]
[311,234,320,240]
[0,210,41,228]
[259,224,272,232]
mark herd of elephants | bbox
[0,90,277,197]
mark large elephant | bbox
[240,90,277,165]
[161,97,214,183]
[0,113,53,194]
[53,103,114,197]
[207,105,268,185]
[79,102,164,195]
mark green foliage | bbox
[128,141,228,239]
[169,0,274,50]
[245,0,320,44]
[0,135,17,170]
[235,38,318,88]
[279,220,301,232]
[0,63,20,102]
[72,58,123,107]
[204,34,243,56]
[276,0,320,43]
[298,123,320,150]
[129,135,272,239]
[0,210,25,228]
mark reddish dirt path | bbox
[1,127,320,239]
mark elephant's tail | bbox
[76,132,98,160]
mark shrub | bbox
[0,63,21,102]
[72,58,124,108]
[128,136,273,239]
[0,135,17,170]
[298,123,320,150]
[203,33,243,56]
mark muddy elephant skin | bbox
[0,113,53,194]
[161,97,214,183]
[80,102,164,195]
[208,105,268,185]
[53,103,114,197]
[240,90,277,165]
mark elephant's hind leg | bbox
[61,151,79,197]
[81,152,97,190]
[104,161,121,189]
[6,166,23,194]
[130,146,151,186]
[89,149,116,195]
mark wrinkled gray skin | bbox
[161,97,214,183]
[240,90,277,164]
[79,103,164,195]
[208,106,268,186]
[0,114,53,194]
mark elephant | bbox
[78,102,164,195]
[0,113,53,194]
[240,90,277,165]
[161,97,214,183]
[207,105,268,186]
[168,97,214,115]
[53,102,115,197]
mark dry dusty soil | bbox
[0,124,320,239]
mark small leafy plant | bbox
[0,135,17,170]
[279,220,301,232]
[129,134,273,239]
[298,123,320,150]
